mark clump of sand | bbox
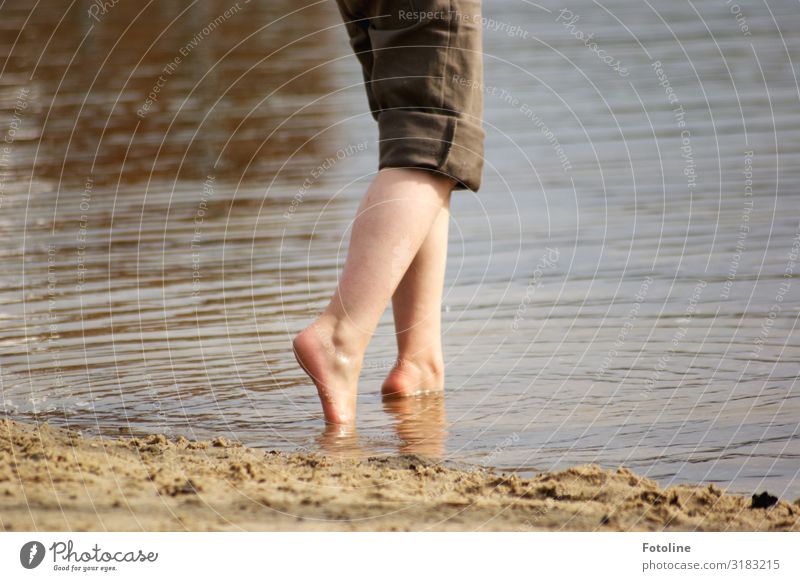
[0,419,797,531]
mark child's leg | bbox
[297,0,485,425]
[382,204,450,397]
[293,168,454,425]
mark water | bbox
[1,0,798,499]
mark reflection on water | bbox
[316,396,447,459]
[1,0,799,499]
[384,395,448,457]
[316,424,362,459]
[0,0,340,187]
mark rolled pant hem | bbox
[377,109,485,192]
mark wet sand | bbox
[1,419,797,531]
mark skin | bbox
[381,202,450,397]
[293,167,454,425]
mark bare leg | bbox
[293,168,454,425]
[381,204,450,397]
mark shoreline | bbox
[1,419,797,531]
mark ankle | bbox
[307,314,367,364]
[394,355,445,381]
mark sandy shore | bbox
[1,419,797,531]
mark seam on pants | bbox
[438,0,455,111]
[437,116,457,169]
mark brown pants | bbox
[335,0,485,191]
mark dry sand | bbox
[1,419,797,531]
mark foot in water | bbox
[381,357,444,398]
[292,322,361,425]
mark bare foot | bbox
[293,323,361,425]
[381,358,444,398]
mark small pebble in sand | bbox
[751,491,778,509]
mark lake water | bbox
[1,0,798,499]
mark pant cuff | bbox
[377,109,485,192]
